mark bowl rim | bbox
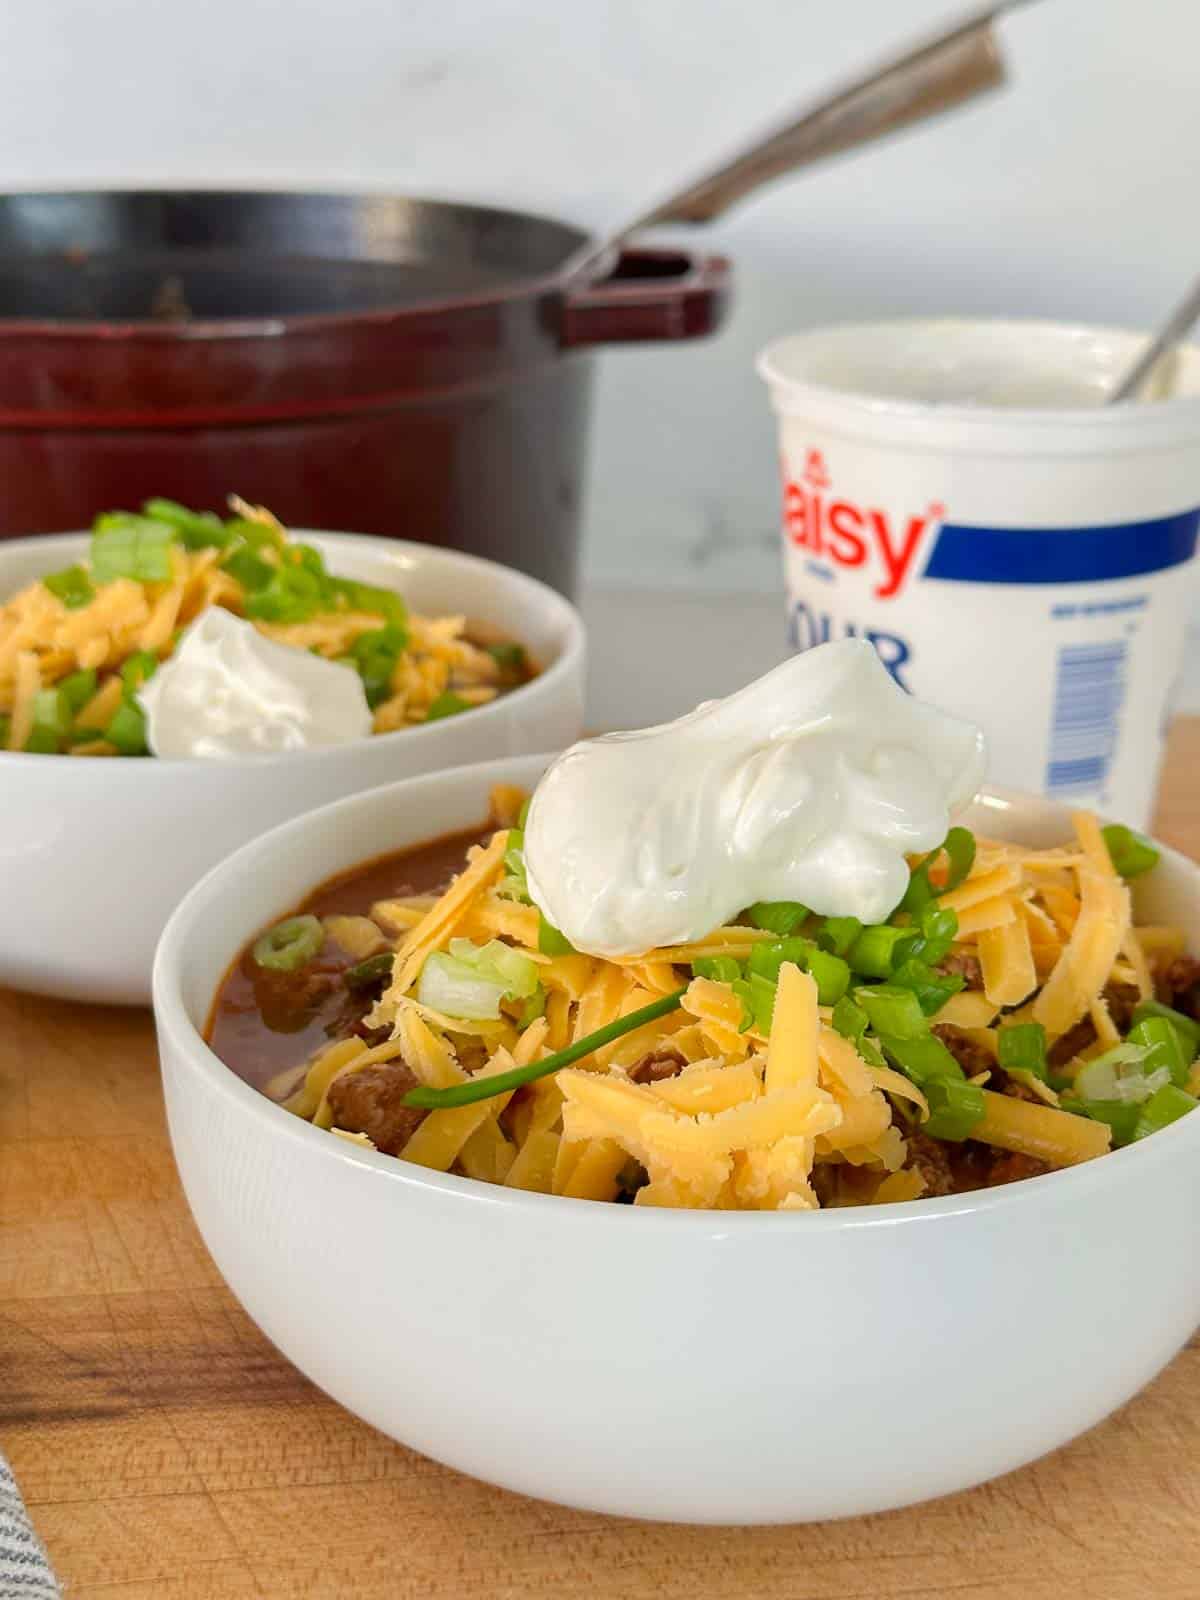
[153,753,1200,1232]
[0,529,585,774]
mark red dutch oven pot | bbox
[0,191,729,595]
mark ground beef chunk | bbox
[614,1161,649,1203]
[903,1128,956,1198]
[352,1020,393,1049]
[324,1059,426,1155]
[996,1071,1040,1104]
[932,1024,994,1079]
[252,960,342,1035]
[1157,957,1200,1021]
[1043,983,1147,1068]
[985,1151,1051,1186]
[954,1141,1050,1191]
[938,951,983,989]
[1047,1017,1096,1068]
[1102,982,1141,1032]
[628,1047,688,1085]
[809,1163,839,1208]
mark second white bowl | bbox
[0,533,584,1003]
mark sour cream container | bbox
[758,319,1200,828]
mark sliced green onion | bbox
[940,828,977,892]
[537,914,575,957]
[997,1021,1048,1080]
[1076,1098,1142,1147]
[745,901,808,936]
[692,955,743,984]
[350,622,408,664]
[831,995,869,1044]
[425,691,471,722]
[142,498,229,550]
[517,796,531,830]
[877,1031,964,1085]
[855,984,929,1040]
[344,952,394,990]
[1127,1017,1192,1087]
[498,828,530,903]
[1101,823,1160,880]
[30,688,71,739]
[922,1077,986,1141]
[346,622,407,708]
[23,724,58,753]
[331,578,407,629]
[252,914,325,973]
[447,937,539,1001]
[401,987,687,1110]
[899,864,934,916]
[518,985,547,1028]
[746,936,812,984]
[1133,1083,1197,1140]
[59,668,98,713]
[1074,1044,1164,1105]
[730,979,753,1033]
[829,995,883,1062]
[43,564,96,609]
[817,916,861,957]
[243,562,326,623]
[892,907,960,971]
[105,700,149,756]
[900,827,976,913]
[1130,999,1200,1056]
[221,545,275,592]
[732,974,776,1034]
[805,948,850,1006]
[223,515,285,556]
[487,641,526,675]
[90,515,177,582]
[847,924,910,979]
[121,650,159,695]
[889,959,964,1017]
[418,952,508,1020]
[293,542,327,577]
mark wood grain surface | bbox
[3,720,1199,1599]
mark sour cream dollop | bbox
[138,607,372,758]
[523,639,986,957]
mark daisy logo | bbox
[782,451,945,600]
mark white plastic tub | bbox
[759,318,1200,828]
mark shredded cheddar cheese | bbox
[272,788,1189,1211]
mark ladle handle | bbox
[564,4,1025,282]
[645,16,1005,227]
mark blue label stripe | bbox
[922,508,1200,585]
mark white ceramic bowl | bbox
[153,754,1200,1523]
[0,535,583,1004]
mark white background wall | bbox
[1,0,1197,596]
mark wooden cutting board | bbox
[3,720,1199,1600]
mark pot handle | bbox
[560,248,730,348]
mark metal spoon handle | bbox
[564,3,1027,282]
[1108,270,1200,403]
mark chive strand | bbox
[400,987,688,1110]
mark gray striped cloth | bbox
[0,1457,59,1599]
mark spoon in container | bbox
[563,1,1038,283]
[1107,270,1200,403]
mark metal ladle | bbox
[563,1,1037,283]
